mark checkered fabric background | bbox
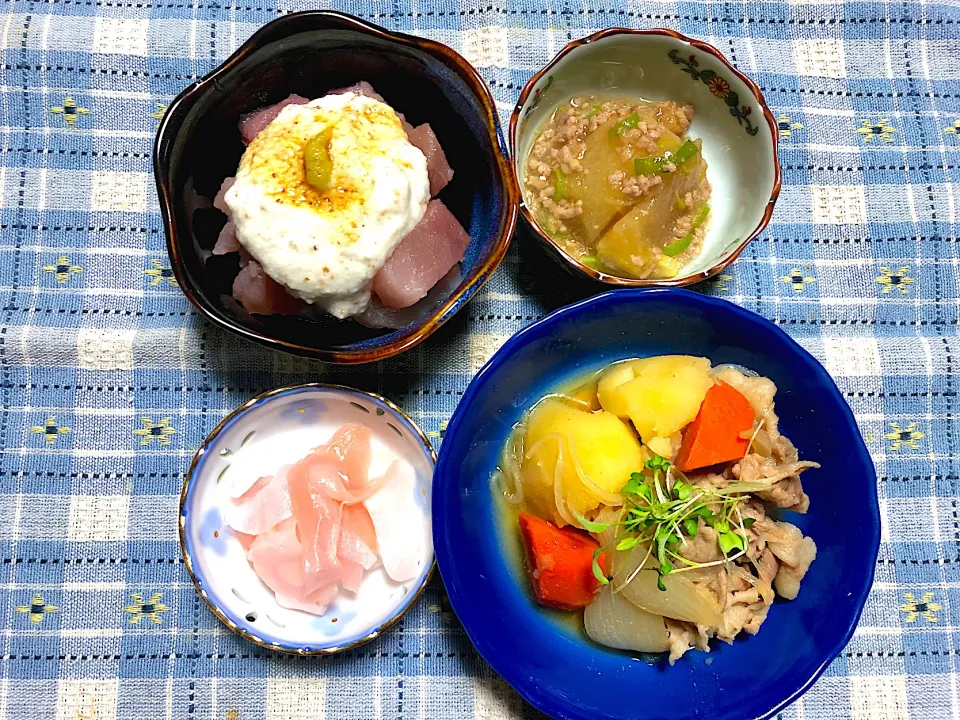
[0,0,958,717]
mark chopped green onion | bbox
[691,203,710,229]
[674,194,686,211]
[586,104,601,116]
[609,112,640,138]
[633,157,663,175]
[663,234,692,257]
[303,127,335,192]
[673,140,699,165]
[552,168,567,201]
[581,255,598,269]
[592,549,609,585]
[573,511,611,533]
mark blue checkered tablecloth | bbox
[0,0,958,717]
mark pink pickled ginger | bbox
[224,422,422,617]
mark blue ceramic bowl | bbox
[433,288,879,720]
[156,11,518,363]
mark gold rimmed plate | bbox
[178,383,436,654]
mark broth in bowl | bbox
[522,96,711,280]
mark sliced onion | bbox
[584,584,670,653]
[614,544,724,627]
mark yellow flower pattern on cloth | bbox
[43,256,82,284]
[900,592,941,623]
[856,119,896,143]
[134,417,176,446]
[125,592,169,624]
[781,266,815,293]
[876,266,915,295]
[150,102,169,121]
[945,119,960,138]
[31,415,70,445]
[777,115,804,139]
[885,422,924,451]
[50,96,90,127]
[16,593,57,624]
[145,259,178,287]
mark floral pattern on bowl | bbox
[510,28,781,288]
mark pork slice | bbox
[407,124,454,196]
[372,200,471,310]
[214,177,236,216]
[232,260,307,315]
[238,94,310,144]
[213,220,241,255]
[326,81,385,104]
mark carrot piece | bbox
[675,382,755,472]
[518,512,607,611]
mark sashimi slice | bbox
[363,460,426,582]
[246,518,306,600]
[326,81,385,104]
[214,177,235,216]
[213,220,241,255]
[396,112,417,140]
[225,471,292,535]
[339,503,379,570]
[407,124,454,196]
[372,200,472,310]
[238,94,310,144]
[287,461,344,595]
[355,265,462,330]
[232,260,307,315]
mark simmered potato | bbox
[521,398,644,524]
[596,356,713,445]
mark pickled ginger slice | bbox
[246,518,307,600]
[286,460,344,595]
[225,470,292,535]
[364,460,425,582]
[339,503,379,571]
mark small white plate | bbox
[179,384,436,654]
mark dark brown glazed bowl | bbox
[155,11,518,364]
[509,28,781,288]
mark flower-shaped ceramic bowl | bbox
[156,11,518,363]
[510,28,780,287]
[179,384,436,654]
